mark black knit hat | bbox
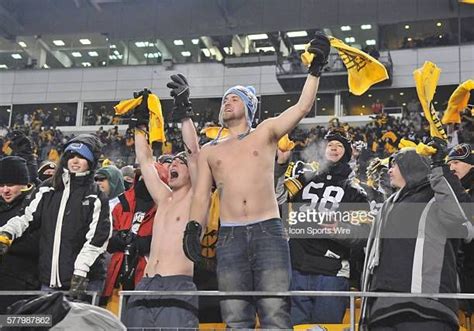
[324,129,352,163]
[446,143,474,165]
[0,156,29,185]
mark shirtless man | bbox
[125,76,200,329]
[183,32,331,328]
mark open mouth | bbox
[170,169,179,179]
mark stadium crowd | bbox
[0,33,472,330]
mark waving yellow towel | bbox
[442,79,474,125]
[114,93,166,144]
[301,37,389,96]
[413,61,447,141]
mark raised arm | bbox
[181,118,200,186]
[189,147,214,226]
[262,33,330,142]
[135,129,172,204]
[167,74,200,185]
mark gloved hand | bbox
[428,137,448,168]
[307,32,331,77]
[0,232,13,255]
[69,274,89,300]
[108,230,134,253]
[7,131,33,157]
[130,89,151,130]
[166,74,194,121]
[182,221,203,263]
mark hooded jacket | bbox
[0,134,111,289]
[96,166,125,210]
[459,168,474,309]
[103,177,156,297]
[361,149,473,328]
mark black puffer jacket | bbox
[0,186,40,289]
[0,134,111,289]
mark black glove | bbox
[107,230,131,253]
[182,221,203,263]
[7,130,33,156]
[428,137,448,168]
[0,232,13,255]
[68,274,89,300]
[129,89,151,130]
[307,32,331,77]
[166,74,194,121]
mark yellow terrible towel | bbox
[442,79,474,124]
[301,37,389,95]
[413,61,447,141]
[114,93,166,144]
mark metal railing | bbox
[118,290,474,330]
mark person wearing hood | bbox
[284,129,371,325]
[0,156,40,312]
[95,166,125,210]
[120,165,135,191]
[102,162,168,314]
[446,143,474,320]
[360,142,473,331]
[0,134,112,300]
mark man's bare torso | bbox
[205,129,280,224]
[145,190,194,277]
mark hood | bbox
[391,148,431,189]
[63,134,103,169]
[96,166,125,199]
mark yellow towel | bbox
[398,138,436,156]
[442,80,474,124]
[278,134,296,152]
[114,93,166,144]
[413,61,447,141]
[398,138,417,149]
[201,190,220,259]
[201,126,230,139]
[301,37,389,96]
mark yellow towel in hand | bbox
[114,93,166,144]
[442,79,474,125]
[413,61,447,141]
[201,126,230,139]
[201,189,220,260]
[278,134,296,152]
[398,138,436,156]
[301,37,389,95]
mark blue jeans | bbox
[290,270,349,325]
[216,218,291,328]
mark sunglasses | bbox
[94,176,107,182]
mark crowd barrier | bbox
[118,290,474,331]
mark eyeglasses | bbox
[94,177,107,182]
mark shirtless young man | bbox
[125,75,200,329]
[183,33,331,328]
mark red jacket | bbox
[103,187,156,297]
